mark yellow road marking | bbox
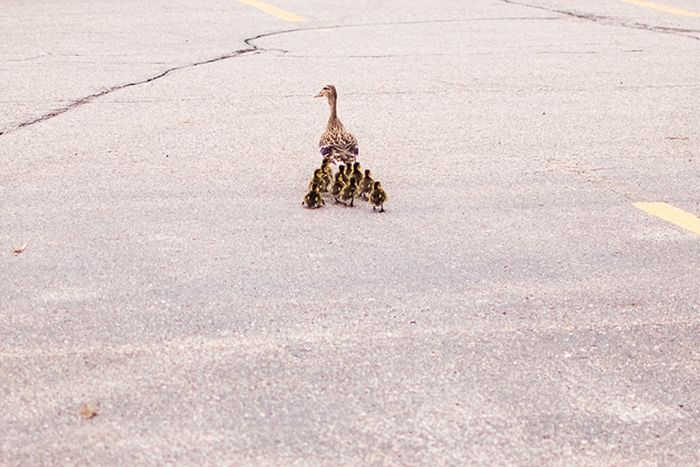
[236,0,305,22]
[617,0,700,17]
[634,202,700,236]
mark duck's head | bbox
[310,182,320,192]
[314,84,337,101]
[353,162,360,170]
[349,177,357,186]
[364,169,371,176]
[313,168,323,178]
[373,181,381,189]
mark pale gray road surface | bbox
[1,0,699,464]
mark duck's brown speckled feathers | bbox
[316,85,359,164]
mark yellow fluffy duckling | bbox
[320,157,333,187]
[344,163,354,180]
[340,177,360,207]
[330,172,346,203]
[303,183,325,209]
[359,169,374,200]
[351,162,363,184]
[336,164,348,184]
[369,181,387,212]
[309,168,328,192]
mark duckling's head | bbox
[310,182,320,192]
[349,177,358,186]
[364,169,371,176]
[373,181,381,189]
[353,162,360,170]
[314,84,337,101]
[313,168,323,178]
[338,164,345,173]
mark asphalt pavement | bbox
[1,0,699,464]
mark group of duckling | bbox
[303,157,387,211]
[303,84,388,212]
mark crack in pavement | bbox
[499,0,700,41]
[13,9,683,138]
[0,16,567,137]
[5,53,49,63]
[0,47,258,137]
[241,16,560,51]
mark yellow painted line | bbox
[236,0,305,22]
[617,0,700,17]
[634,202,700,236]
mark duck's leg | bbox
[379,204,385,213]
[349,198,354,207]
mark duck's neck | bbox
[327,96,338,125]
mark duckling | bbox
[330,172,346,203]
[321,172,332,192]
[359,169,374,200]
[320,157,333,184]
[315,85,359,165]
[369,181,387,213]
[351,162,363,184]
[302,183,325,209]
[340,177,360,207]
[309,168,327,192]
[337,164,348,184]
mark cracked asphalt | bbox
[1,0,699,464]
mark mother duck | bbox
[315,85,359,165]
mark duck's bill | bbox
[313,92,323,98]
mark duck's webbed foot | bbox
[379,205,385,213]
